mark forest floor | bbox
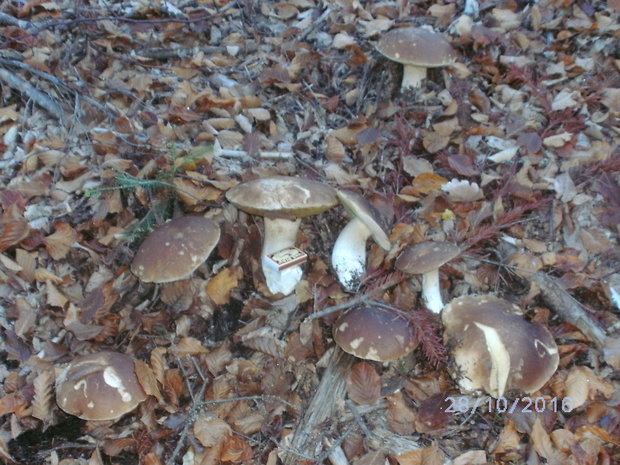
[0,0,618,464]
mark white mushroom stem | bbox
[421,268,444,314]
[331,218,372,291]
[262,217,303,295]
[402,64,428,89]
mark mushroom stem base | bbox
[401,65,427,89]
[263,217,303,295]
[422,268,443,314]
[331,218,372,291]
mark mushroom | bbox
[131,216,220,283]
[442,295,559,398]
[226,176,337,295]
[331,190,391,291]
[333,304,417,361]
[376,27,457,90]
[395,241,461,314]
[56,352,147,421]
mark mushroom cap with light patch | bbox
[225,176,338,219]
[442,295,559,397]
[55,352,147,421]
[333,305,417,361]
[131,216,220,283]
[395,241,461,275]
[376,27,457,68]
[337,190,391,250]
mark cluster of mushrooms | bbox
[52,25,469,423]
[54,174,559,423]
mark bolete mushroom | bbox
[395,241,461,314]
[131,216,220,283]
[56,352,147,421]
[331,190,391,291]
[226,176,337,296]
[442,295,559,398]
[333,305,417,361]
[376,27,457,90]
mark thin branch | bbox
[305,272,406,321]
[0,67,63,117]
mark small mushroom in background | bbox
[376,27,457,90]
[442,295,559,398]
[56,352,147,421]
[333,304,418,362]
[226,176,337,296]
[131,216,221,283]
[395,241,461,314]
[331,190,391,292]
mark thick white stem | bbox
[422,268,443,313]
[401,64,427,89]
[331,218,372,291]
[262,217,303,296]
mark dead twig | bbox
[282,347,354,465]
[0,67,63,118]
[532,272,607,348]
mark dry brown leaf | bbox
[233,413,265,435]
[46,280,68,308]
[452,450,487,465]
[0,392,28,416]
[491,419,521,454]
[31,369,54,422]
[164,369,184,406]
[220,435,253,463]
[44,222,77,259]
[410,173,448,195]
[530,417,558,461]
[193,414,231,448]
[176,336,209,356]
[0,217,29,252]
[347,361,380,406]
[150,347,168,386]
[565,366,614,409]
[422,131,450,154]
[206,267,241,305]
[386,392,418,435]
[204,344,233,376]
[134,359,163,403]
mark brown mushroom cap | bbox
[56,352,147,421]
[333,305,417,361]
[131,216,220,283]
[337,190,390,250]
[376,27,457,68]
[395,241,461,274]
[442,295,559,397]
[225,176,338,219]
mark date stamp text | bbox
[444,396,575,415]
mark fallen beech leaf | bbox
[44,222,77,259]
[441,179,484,202]
[176,336,209,356]
[134,359,163,402]
[565,366,614,409]
[410,173,448,195]
[491,419,521,454]
[206,267,241,305]
[386,392,417,435]
[347,361,380,405]
[0,218,29,252]
[543,132,572,148]
[575,424,620,446]
[452,450,487,465]
[221,435,253,462]
[194,415,231,448]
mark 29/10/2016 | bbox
[443,396,575,415]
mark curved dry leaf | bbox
[150,347,168,386]
[410,173,448,195]
[134,359,163,403]
[176,336,208,356]
[387,392,418,435]
[43,222,77,259]
[565,366,613,409]
[204,344,233,376]
[46,280,68,308]
[0,218,29,252]
[193,414,231,448]
[221,435,253,463]
[206,267,241,306]
[32,369,54,421]
[164,369,184,406]
[241,327,287,358]
[347,361,380,406]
